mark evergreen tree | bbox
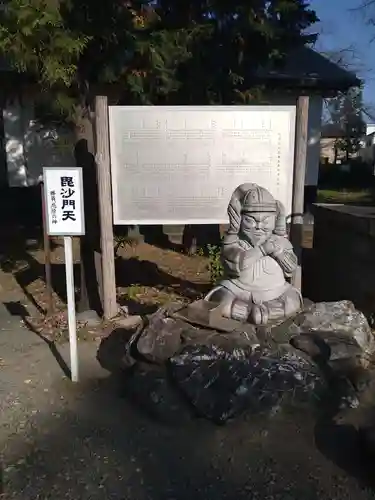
[0,0,319,313]
[155,0,319,104]
[0,0,194,312]
[0,0,319,112]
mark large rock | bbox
[289,301,375,368]
[137,308,183,363]
[180,325,260,355]
[169,343,324,424]
[97,327,141,372]
[98,301,374,425]
[136,308,260,364]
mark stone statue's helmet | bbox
[227,183,287,237]
[242,185,277,213]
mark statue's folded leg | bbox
[251,287,303,326]
[205,286,254,322]
[206,285,302,325]
[284,286,304,316]
[205,286,236,319]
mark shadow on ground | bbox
[314,416,375,491]
[1,320,375,499]
[95,328,375,497]
[117,224,222,255]
[0,238,208,318]
[1,250,80,313]
[3,300,72,378]
[115,257,209,297]
[9,256,208,316]
[4,364,375,500]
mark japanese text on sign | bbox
[43,167,85,236]
[108,105,296,225]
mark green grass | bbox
[317,189,374,205]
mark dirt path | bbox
[1,317,375,500]
[2,225,374,499]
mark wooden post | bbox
[41,181,54,316]
[95,96,117,319]
[291,95,309,291]
[75,115,103,315]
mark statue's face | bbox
[241,211,276,246]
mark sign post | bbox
[43,167,85,382]
[64,235,78,381]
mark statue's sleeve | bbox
[221,240,243,277]
[222,236,260,276]
[273,237,298,277]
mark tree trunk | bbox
[74,111,103,315]
[333,145,338,164]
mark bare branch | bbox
[349,0,375,40]
[317,44,369,77]
[353,0,375,10]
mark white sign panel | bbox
[109,106,296,225]
[43,167,85,235]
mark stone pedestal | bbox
[97,300,375,425]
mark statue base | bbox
[172,298,314,344]
[172,299,255,333]
[97,300,375,424]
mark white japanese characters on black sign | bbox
[43,167,85,236]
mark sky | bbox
[310,0,375,118]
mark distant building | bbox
[320,123,360,164]
[359,131,375,167]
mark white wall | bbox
[359,132,375,164]
[3,95,323,188]
[3,97,75,187]
[3,99,29,186]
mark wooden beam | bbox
[41,181,54,316]
[95,96,117,319]
[291,95,309,291]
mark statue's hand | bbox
[260,236,283,257]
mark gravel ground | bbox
[1,319,375,500]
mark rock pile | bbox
[97,300,375,424]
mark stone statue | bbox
[204,183,303,325]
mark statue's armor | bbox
[221,238,290,303]
[204,183,302,325]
